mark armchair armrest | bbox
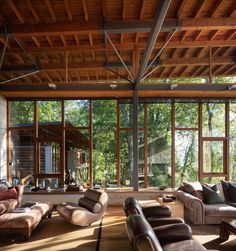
[142,205,171,218]
[148,217,184,228]
[153,223,192,245]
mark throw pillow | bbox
[202,184,224,204]
[221,180,236,202]
[227,183,236,202]
[183,181,204,201]
[0,187,18,201]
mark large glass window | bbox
[175,131,198,187]
[7,99,232,190]
[65,130,90,187]
[9,101,35,187]
[9,101,34,127]
[202,103,225,137]
[65,100,90,127]
[147,103,172,188]
[93,100,117,188]
[37,101,62,176]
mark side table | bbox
[157,197,184,218]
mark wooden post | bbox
[171,102,175,187]
[198,103,203,182]
[89,99,93,188]
[116,100,120,187]
[144,104,148,188]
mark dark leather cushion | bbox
[84,189,102,202]
[202,184,224,204]
[227,183,236,202]
[79,197,102,213]
[153,223,192,245]
[221,180,236,202]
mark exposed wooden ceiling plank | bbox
[4,39,236,55]
[7,0,25,24]
[64,0,73,22]
[194,30,202,41]
[82,0,89,22]
[3,55,232,73]
[3,18,236,37]
[26,0,40,22]
[176,0,187,17]
[32,36,40,48]
[209,0,223,17]
[193,0,205,18]
[45,0,57,22]
[46,36,53,47]
[60,35,67,47]
[74,35,80,45]
[209,30,219,40]
[226,30,236,40]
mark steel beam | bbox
[0,70,40,85]
[135,0,171,85]
[0,34,9,69]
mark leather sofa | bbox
[123,196,184,227]
[126,214,218,251]
[174,189,236,225]
[56,188,108,226]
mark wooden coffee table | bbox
[219,219,236,240]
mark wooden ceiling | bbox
[0,0,236,98]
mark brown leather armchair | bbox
[123,196,184,227]
[56,189,108,226]
[126,214,216,251]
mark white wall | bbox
[0,95,7,180]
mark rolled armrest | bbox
[174,190,204,211]
[153,223,192,245]
[174,190,205,224]
[142,205,171,218]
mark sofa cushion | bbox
[183,181,204,201]
[205,203,236,217]
[78,197,102,213]
[0,188,18,201]
[202,184,224,204]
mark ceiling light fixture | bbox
[170,84,178,90]
[110,84,117,89]
[48,83,57,89]
[228,85,236,90]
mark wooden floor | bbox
[0,206,236,251]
